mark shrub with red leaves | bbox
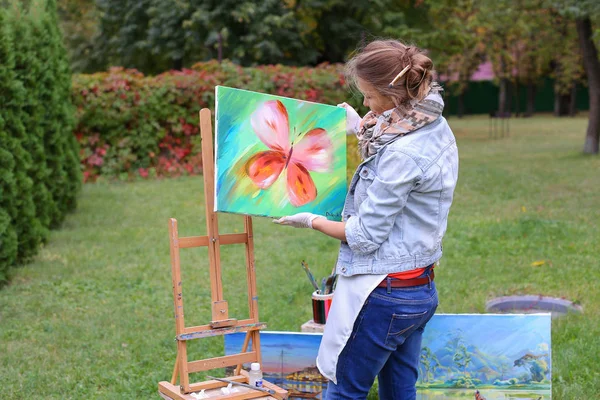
[72,61,357,182]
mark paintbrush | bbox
[323,274,336,295]
[301,260,320,293]
[331,274,338,292]
[206,376,276,395]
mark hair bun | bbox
[345,39,437,111]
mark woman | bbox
[274,39,459,400]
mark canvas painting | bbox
[215,86,346,220]
[225,314,552,400]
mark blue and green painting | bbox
[225,314,551,399]
[215,86,346,220]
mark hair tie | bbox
[388,65,410,88]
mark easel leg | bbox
[234,331,253,375]
[178,340,190,391]
[171,352,179,385]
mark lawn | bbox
[1,115,599,399]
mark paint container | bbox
[312,290,334,324]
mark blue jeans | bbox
[325,279,438,400]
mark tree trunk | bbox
[499,78,507,116]
[569,83,577,117]
[514,80,520,117]
[576,17,600,154]
[525,81,536,117]
[506,80,512,116]
[554,87,561,116]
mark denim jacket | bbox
[336,117,459,277]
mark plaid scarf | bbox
[356,88,444,159]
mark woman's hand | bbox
[337,102,362,135]
[273,213,324,229]
[274,213,347,241]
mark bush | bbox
[71,60,363,182]
[0,0,80,284]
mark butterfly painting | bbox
[246,99,333,207]
[215,86,346,220]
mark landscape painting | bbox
[215,86,346,220]
[416,314,551,399]
[225,314,551,400]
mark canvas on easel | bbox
[157,109,288,400]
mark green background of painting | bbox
[215,86,347,220]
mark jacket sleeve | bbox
[345,149,422,255]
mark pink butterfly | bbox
[245,100,333,207]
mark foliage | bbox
[419,346,440,383]
[396,0,486,95]
[58,0,423,73]
[57,0,100,72]
[0,0,80,284]
[447,376,481,389]
[68,0,333,73]
[529,359,549,382]
[71,61,354,182]
[190,0,314,66]
[453,342,472,375]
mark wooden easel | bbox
[158,109,288,400]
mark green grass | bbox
[1,114,599,399]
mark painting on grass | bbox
[225,314,551,400]
[215,86,346,220]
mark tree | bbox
[57,0,101,72]
[190,0,313,66]
[38,0,81,225]
[59,0,423,71]
[576,16,600,153]
[420,346,440,383]
[453,342,472,376]
[550,0,600,154]
[1,0,80,282]
[416,0,486,118]
[12,2,53,246]
[529,359,549,382]
[420,347,432,383]
[0,3,40,262]
[94,0,158,72]
[292,0,413,64]
[513,353,549,382]
[509,4,574,117]
[146,0,190,70]
[0,6,20,279]
[499,359,511,380]
[476,0,526,116]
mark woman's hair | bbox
[345,39,438,112]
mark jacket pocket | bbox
[354,166,376,208]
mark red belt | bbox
[377,271,435,288]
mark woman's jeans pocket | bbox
[370,284,438,350]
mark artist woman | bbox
[274,39,459,400]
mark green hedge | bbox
[71,61,361,181]
[73,58,593,184]
[0,0,81,284]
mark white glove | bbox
[273,213,324,229]
[337,102,362,135]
